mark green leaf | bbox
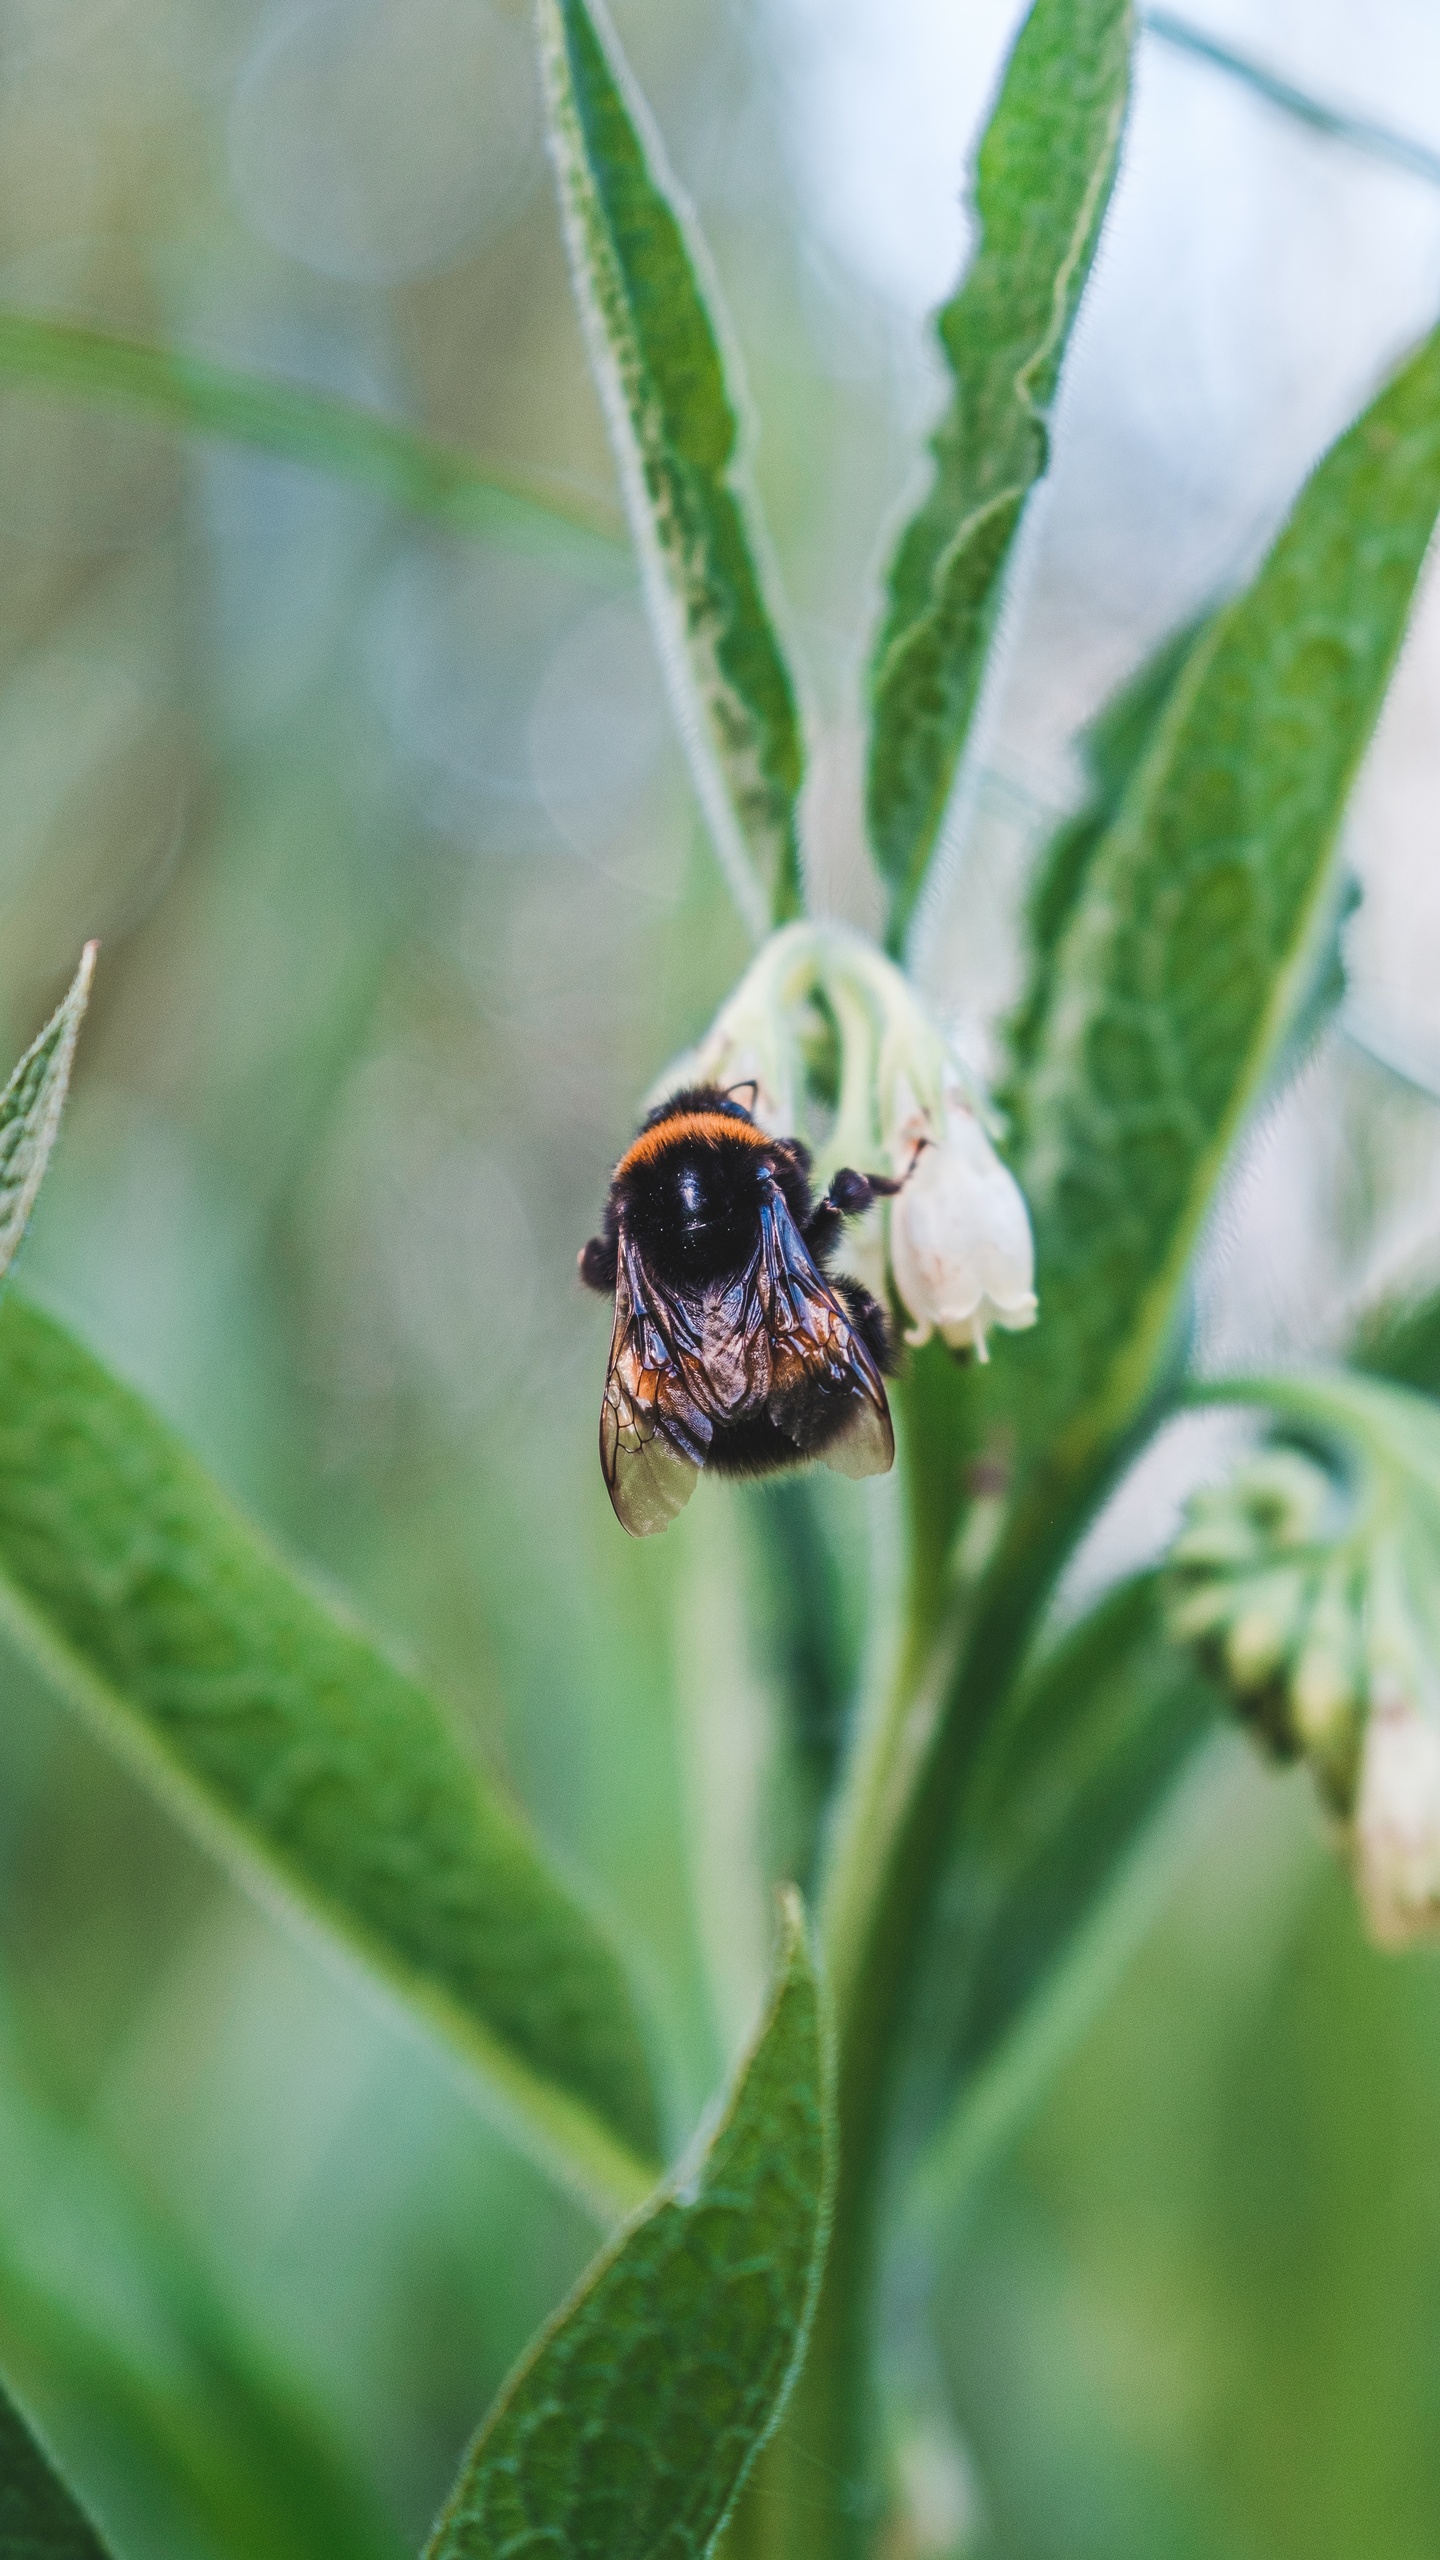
[0,313,624,564]
[1353,1286,1440,1400]
[902,1577,1218,2215]
[424,1888,832,2560]
[0,1987,403,2560]
[1005,621,1205,1093]
[0,948,95,1289]
[742,1478,866,1896]
[536,0,805,934]
[1009,319,1440,1482]
[0,1293,661,2222]
[0,2372,114,2560]
[866,0,1133,954]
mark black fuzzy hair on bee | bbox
[579,1084,903,1536]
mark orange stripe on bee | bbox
[615,1111,771,1179]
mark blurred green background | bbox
[2,1,1440,2553]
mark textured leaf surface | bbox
[867,0,1133,951]
[537,0,804,933]
[0,312,623,563]
[0,1294,660,2217]
[0,948,95,1289]
[1005,622,1204,1093]
[425,1889,832,2560]
[0,2376,113,2560]
[1010,321,1440,1478]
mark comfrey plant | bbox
[666,924,1038,1361]
[7,2,1440,2555]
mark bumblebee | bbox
[579,1084,902,1536]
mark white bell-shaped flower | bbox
[1353,1681,1440,1948]
[646,921,1039,1358]
[886,1076,1038,1360]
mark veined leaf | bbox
[424,1889,832,2560]
[1010,320,1440,1481]
[0,2371,114,2560]
[0,947,95,1288]
[536,0,805,934]
[902,1577,1218,2214]
[0,1294,661,2222]
[0,312,624,565]
[867,0,1133,955]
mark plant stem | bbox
[758,1432,1117,2553]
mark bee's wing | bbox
[600,1231,713,1537]
[758,1184,895,1481]
[817,1389,895,1480]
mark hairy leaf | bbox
[0,313,623,564]
[1005,622,1205,1091]
[0,1294,660,2220]
[0,2374,114,2560]
[867,0,1133,953]
[425,1889,832,2560]
[1009,321,1440,1480]
[0,948,95,1289]
[537,0,805,933]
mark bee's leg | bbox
[828,1166,901,1211]
[578,1232,618,1291]
[807,1143,926,1239]
[834,1274,897,1372]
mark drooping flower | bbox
[1166,1416,1440,1949]
[653,920,1038,1360]
[1353,1684,1440,1948]
[884,1072,1037,1359]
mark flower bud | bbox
[1167,1448,1338,1745]
[1353,1686,1440,1948]
[1167,1414,1440,1946]
[1222,1568,1311,1692]
[884,1074,1037,1359]
[1290,1566,1363,1767]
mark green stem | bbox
[754,1413,1133,2551]
[901,1712,1213,2231]
[1145,12,1440,191]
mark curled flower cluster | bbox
[1168,1440,1440,1948]
[658,922,1037,1361]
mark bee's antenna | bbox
[724,1078,759,1111]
